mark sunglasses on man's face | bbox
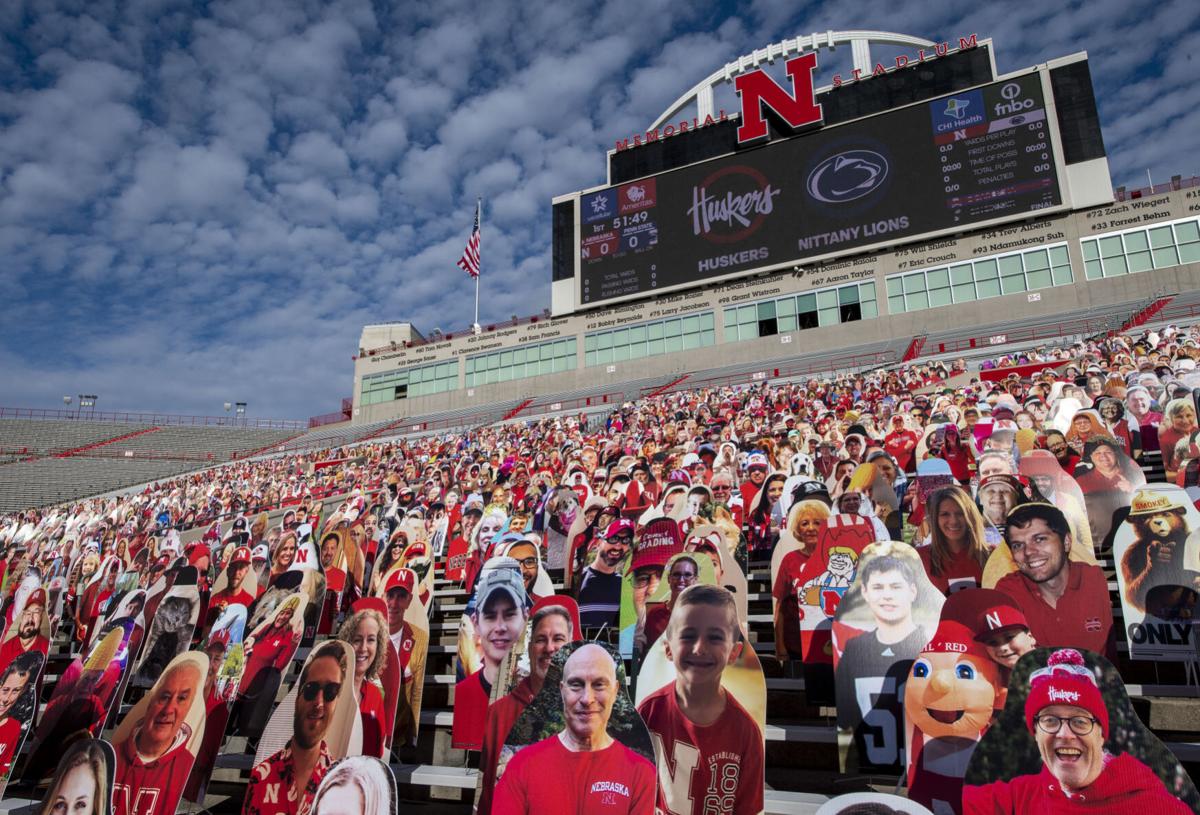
[300,681,341,702]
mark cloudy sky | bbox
[2,0,1197,419]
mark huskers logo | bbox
[113,785,160,815]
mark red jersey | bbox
[243,741,332,815]
[209,588,255,614]
[239,626,300,694]
[994,562,1115,658]
[0,634,49,673]
[359,680,385,759]
[642,604,671,650]
[113,730,196,815]
[492,734,655,815]
[917,544,983,595]
[637,684,764,815]
[479,676,537,815]
[0,716,21,777]
[963,753,1192,814]
[451,669,489,750]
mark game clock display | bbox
[577,72,1062,307]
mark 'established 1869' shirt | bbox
[637,683,764,815]
[492,734,655,815]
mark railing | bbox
[72,448,217,462]
[929,315,1122,355]
[1113,175,1199,201]
[357,312,554,357]
[649,350,898,398]
[518,391,625,418]
[0,406,306,430]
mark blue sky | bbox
[2,0,1197,419]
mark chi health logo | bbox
[944,97,970,119]
[626,184,646,202]
[806,150,889,204]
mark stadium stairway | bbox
[51,425,160,458]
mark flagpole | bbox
[473,197,482,332]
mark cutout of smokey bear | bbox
[1114,486,1200,660]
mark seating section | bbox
[0,419,155,456]
[104,425,297,459]
[0,456,197,511]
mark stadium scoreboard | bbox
[554,59,1109,314]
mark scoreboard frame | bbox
[552,56,1110,317]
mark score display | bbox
[577,72,1062,307]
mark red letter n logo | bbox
[734,52,823,145]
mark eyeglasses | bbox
[300,681,342,702]
[1035,714,1098,736]
[514,556,539,568]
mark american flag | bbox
[456,201,481,278]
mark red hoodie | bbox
[963,752,1192,814]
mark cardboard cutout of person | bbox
[635,584,766,815]
[287,525,327,645]
[371,563,429,749]
[684,524,749,623]
[452,557,529,751]
[833,540,945,774]
[792,514,877,666]
[1018,451,1094,556]
[815,792,935,814]
[986,502,1115,660]
[771,499,832,662]
[182,603,248,803]
[493,641,655,813]
[1073,438,1145,551]
[577,518,632,638]
[620,517,684,659]
[129,570,199,690]
[36,738,116,815]
[903,619,1003,815]
[1114,485,1200,660]
[232,591,307,739]
[477,596,582,815]
[310,756,396,815]
[0,649,47,796]
[335,599,393,760]
[244,640,362,815]
[0,586,51,676]
[962,647,1198,813]
[637,552,717,654]
[25,617,135,781]
[206,546,258,634]
[111,652,207,815]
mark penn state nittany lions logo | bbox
[806,150,889,204]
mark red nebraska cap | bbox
[384,568,416,595]
[974,604,1030,640]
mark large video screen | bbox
[577,72,1062,307]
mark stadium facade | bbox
[353,32,1200,424]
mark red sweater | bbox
[964,752,1192,814]
[918,544,983,595]
[113,731,196,815]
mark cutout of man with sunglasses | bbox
[244,641,347,815]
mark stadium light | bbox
[78,394,98,417]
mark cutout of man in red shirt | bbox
[0,589,50,674]
[493,643,655,814]
[208,548,255,625]
[995,503,1115,660]
[113,654,205,815]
